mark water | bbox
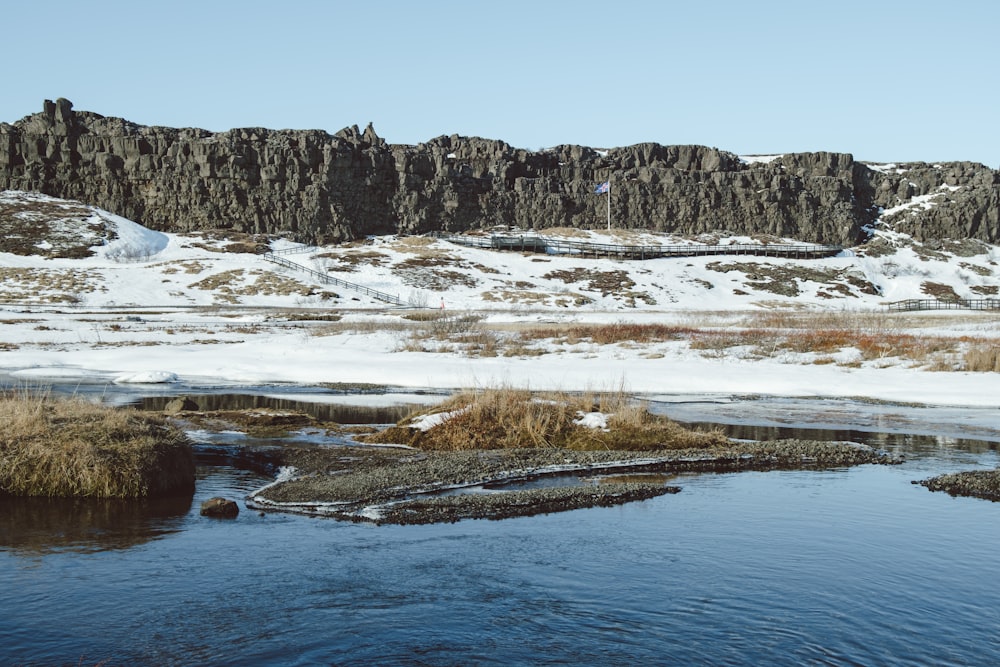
[3,394,1000,666]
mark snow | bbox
[96,211,170,260]
[410,408,469,431]
[1,190,1000,410]
[740,154,784,164]
[574,411,609,430]
[880,186,958,219]
[113,371,179,384]
[865,163,910,175]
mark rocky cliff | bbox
[2,99,998,245]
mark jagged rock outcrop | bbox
[1,99,998,245]
[865,161,1000,241]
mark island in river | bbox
[248,439,900,525]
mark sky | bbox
[2,1,998,166]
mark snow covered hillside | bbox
[1,190,998,311]
[1,189,999,408]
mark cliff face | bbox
[2,99,998,245]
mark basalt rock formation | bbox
[2,98,998,245]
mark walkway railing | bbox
[430,232,842,260]
[888,298,1000,312]
[268,244,319,256]
[263,253,408,306]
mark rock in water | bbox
[200,497,239,518]
[164,396,199,413]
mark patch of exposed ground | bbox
[706,262,879,298]
[544,268,635,295]
[183,230,270,254]
[960,262,994,277]
[925,238,991,258]
[315,250,390,272]
[542,268,655,306]
[188,269,337,302]
[538,226,590,238]
[0,267,106,303]
[853,236,902,258]
[0,195,107,259]
[393,255,481,290]
[157,260,209,275]
[480,289,592,307]
[921,281,961,300]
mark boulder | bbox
[164,396,200,414]
[200,497,239,518]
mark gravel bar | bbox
[247,439,899,524]
[915,469,1000,502]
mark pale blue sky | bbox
[3,0,997,166]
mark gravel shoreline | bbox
[247,439,900,524]
[915,469,1000,502]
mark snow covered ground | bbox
[1,190,999,408]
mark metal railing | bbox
[430,232,842,260]
[888,299,1000,312]
[268,244,319,256]
[263,253,408,306]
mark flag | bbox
[594,181,609,194]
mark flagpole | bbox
[607,177,611,231]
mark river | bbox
[2,388,1000,666]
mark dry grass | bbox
[396,312,499,356]
[315,250,390,272]
[393,260,480,290]
[157,260,208,275]
[0,196,104,258]
[0,392,194,498]
[964,344,1000,372]
[310,318,411,337]
[188,269,336,300]
[361,386,727,451]
[390,236,440,251]
[543,268,636,296]
[689,325,961,364]
[540,226,591,238]
[0,267,106,303]
[480,289,590,307]
[523,322,697,346]
[921,281,961,300]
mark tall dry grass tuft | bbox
[522,323,696,345]
[362,386,727,451]
[0,392,195,498]
[964,344,1000,372]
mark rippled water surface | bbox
[3,394,1000,666]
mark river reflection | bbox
[129,392,425,425]
[681,421,1000,457]
[0,494,191,555]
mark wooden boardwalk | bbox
[432,232,843,260]
[887,298,1000,312]
[264,248,408,306]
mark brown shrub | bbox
[523,323,696,346]
[361,387,727,452]
[964,344,1000,372]
[0,392,194,498]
